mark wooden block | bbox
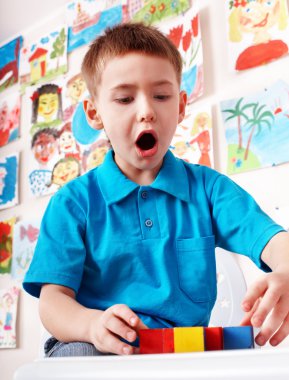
[204,327,223,351]
[139,329,163,354]
[163,328,174,353]
[174,327,205,353]
[223,326,254,350]
[139,328,174,354]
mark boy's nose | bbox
[137,98,156,123]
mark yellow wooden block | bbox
[174,327,205,353]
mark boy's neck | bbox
[114,155,163,186]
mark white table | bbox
[14,347,289,380]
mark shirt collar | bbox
[97,150,191,205]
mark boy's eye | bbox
[154,95,170,100]
[115,97,134,104]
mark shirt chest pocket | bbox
[176,236,216,303]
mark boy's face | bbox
[84,53,186,184]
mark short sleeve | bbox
[210,174,284,272]
[23,192,87,297]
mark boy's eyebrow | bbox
[110,80,174,91]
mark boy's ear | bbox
[178,91,187,124]
[83,99,103,130]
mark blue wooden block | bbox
[223,326,254,350]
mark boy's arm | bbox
[39,284,147,355]
[241,231,289,346]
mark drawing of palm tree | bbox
[243,103,274,161]
[223,97,254,150]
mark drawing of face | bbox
[195,113,209,130]
[239,0,280,34]
[86,146,108,170]
[38,93,59,122]
[59,130,77,154]
[32,132,58,165]
[0,167,7,196]
[67,77,86,105]
[173,141,188,157]
[52,159,80,186]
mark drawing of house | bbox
[28,48,48,82]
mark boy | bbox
[23,23,289,357]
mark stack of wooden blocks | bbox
[139,326,255,354]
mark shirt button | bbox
[145,219,153,228]
[141,191,148,199]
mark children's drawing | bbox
[226,0,289,71]
[82,138,111,172]
[0,153,19,210]
[19,26,67,92]
[0,287,20,348]
[66,1,123,52]
[27,84,110,197]
[221,80,289,174]
[159,2,203,103]
[170,104,213,167]
[11,219,41,281]
[63,73,87,122]
[0,217,16,274]
[0,36,23,93]
[129,0,190,25]
[0,91,21,147]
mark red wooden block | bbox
[163,328,174,353]
[204,327,223,351]
[139,328,174,354]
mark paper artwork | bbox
[0,36,23,93]
[19,26,68,92]
[0,91,21,147]
[66,0,124,52]
[158,1,204,103]
[170,104,213,167]
[11,219,41,281]
[221,80,289,174]
[226,0,289,71]
[0,217,16,275]
[129,0,190,24]
[26,76,110,197]
[0,287,20,349]
[0,153,19,210]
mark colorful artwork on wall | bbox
[0,153,19,210]
[221,80,289,174]
[66,0,124,52]
[130,0,190,24]
[0,91,21,147]
[226,0,289,71]
[159,1,203,103]
[0,36,23,93]
[19,26,68,92]
[0,217,16,274]
[11,219,41,281]
[0,287,20,349]
[170,104,213,167]
[26,77,110,197]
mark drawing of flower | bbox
[191,15,199,37]
[159,3,165,12]
[167,25,183,49]
[182,30,192,52]
[149,5,156,14]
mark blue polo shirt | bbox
[23,150,283,328]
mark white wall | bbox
[1,1,289,379]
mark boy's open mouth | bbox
[135,131,158,157]
[136,132,156,150]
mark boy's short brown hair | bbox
[81,22,183,99]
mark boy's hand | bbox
[89,304,148,355]
[240,269,289,346]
